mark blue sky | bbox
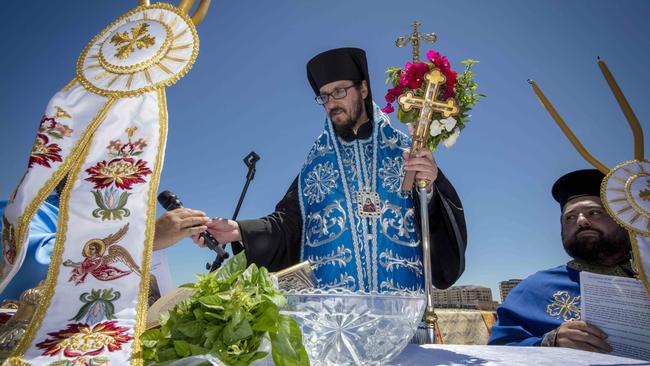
[1,0,648,302]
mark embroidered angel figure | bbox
[63,223,141,285]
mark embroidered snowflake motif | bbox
[303,161,340,204]
[378,156,405,195]
[546,291,581,321]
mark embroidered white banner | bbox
[1,3,199,365]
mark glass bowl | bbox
[281,289,426,366]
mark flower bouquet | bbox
[382,50,484,150]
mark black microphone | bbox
[157,190,229,259]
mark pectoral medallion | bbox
[357,188,380,218]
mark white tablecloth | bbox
[390,344,649,365]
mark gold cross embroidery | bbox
[641,179,650,202]
[109,23,156,60]
[546,291,581,322]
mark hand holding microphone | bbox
[157,190,229,259]
[193,218,242,246]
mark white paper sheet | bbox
[151,250,173,296]
[580,271,650,361]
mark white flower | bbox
[407,123,415,135]
[442,128,460,148]
[441,116,457,132]
[429,120,444,136]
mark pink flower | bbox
[385,86,403,103]
[381,103,395,114]
[399,74,409,87]
[443,86,456,100]
[414,62,430,77]
[426,50,440,63]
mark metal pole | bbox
[418,184,437,343]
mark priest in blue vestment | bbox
[488,169,634,352]
[196,48,467,292]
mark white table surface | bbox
[390,344,649,366]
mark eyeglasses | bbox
[315,82,360,105]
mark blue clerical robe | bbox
[488,265,581,346]
[0,196,58,302]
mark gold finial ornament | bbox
[395,20,437,63]
[528,79,610,174]
[139,0,212,25]
[597,58,644,161]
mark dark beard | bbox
[332,117,356,141]
[563,227,631,263]
[330,101,362,142]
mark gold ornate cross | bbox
[110,22,156,60]
[395,21,437,63]
[398,69,459,190]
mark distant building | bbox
[499,279,523,303]
[432,285,497,310]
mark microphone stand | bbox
[206,151,260,272]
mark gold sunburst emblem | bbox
[602,160,650,236]
[77,3,199,98]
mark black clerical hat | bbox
[307,47,374,119]
[551,169,605,209]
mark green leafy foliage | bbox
[141,252,309,366]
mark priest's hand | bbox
[153,208,210,251]
[192,218,241,247]
[403,150,438,192]
[554,321,612,353]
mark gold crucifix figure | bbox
[398,69,460,191]
[395,20,437,62]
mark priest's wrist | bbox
[541,328,559,347]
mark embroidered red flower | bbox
[36,321,132,358]
[29,134,63,168]
[85,157,152,190]
[38,116,58,132]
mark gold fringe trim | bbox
[131,88,168,365]
[630,233,650,300]
[8,98,116,360]
[3,357,32,365]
